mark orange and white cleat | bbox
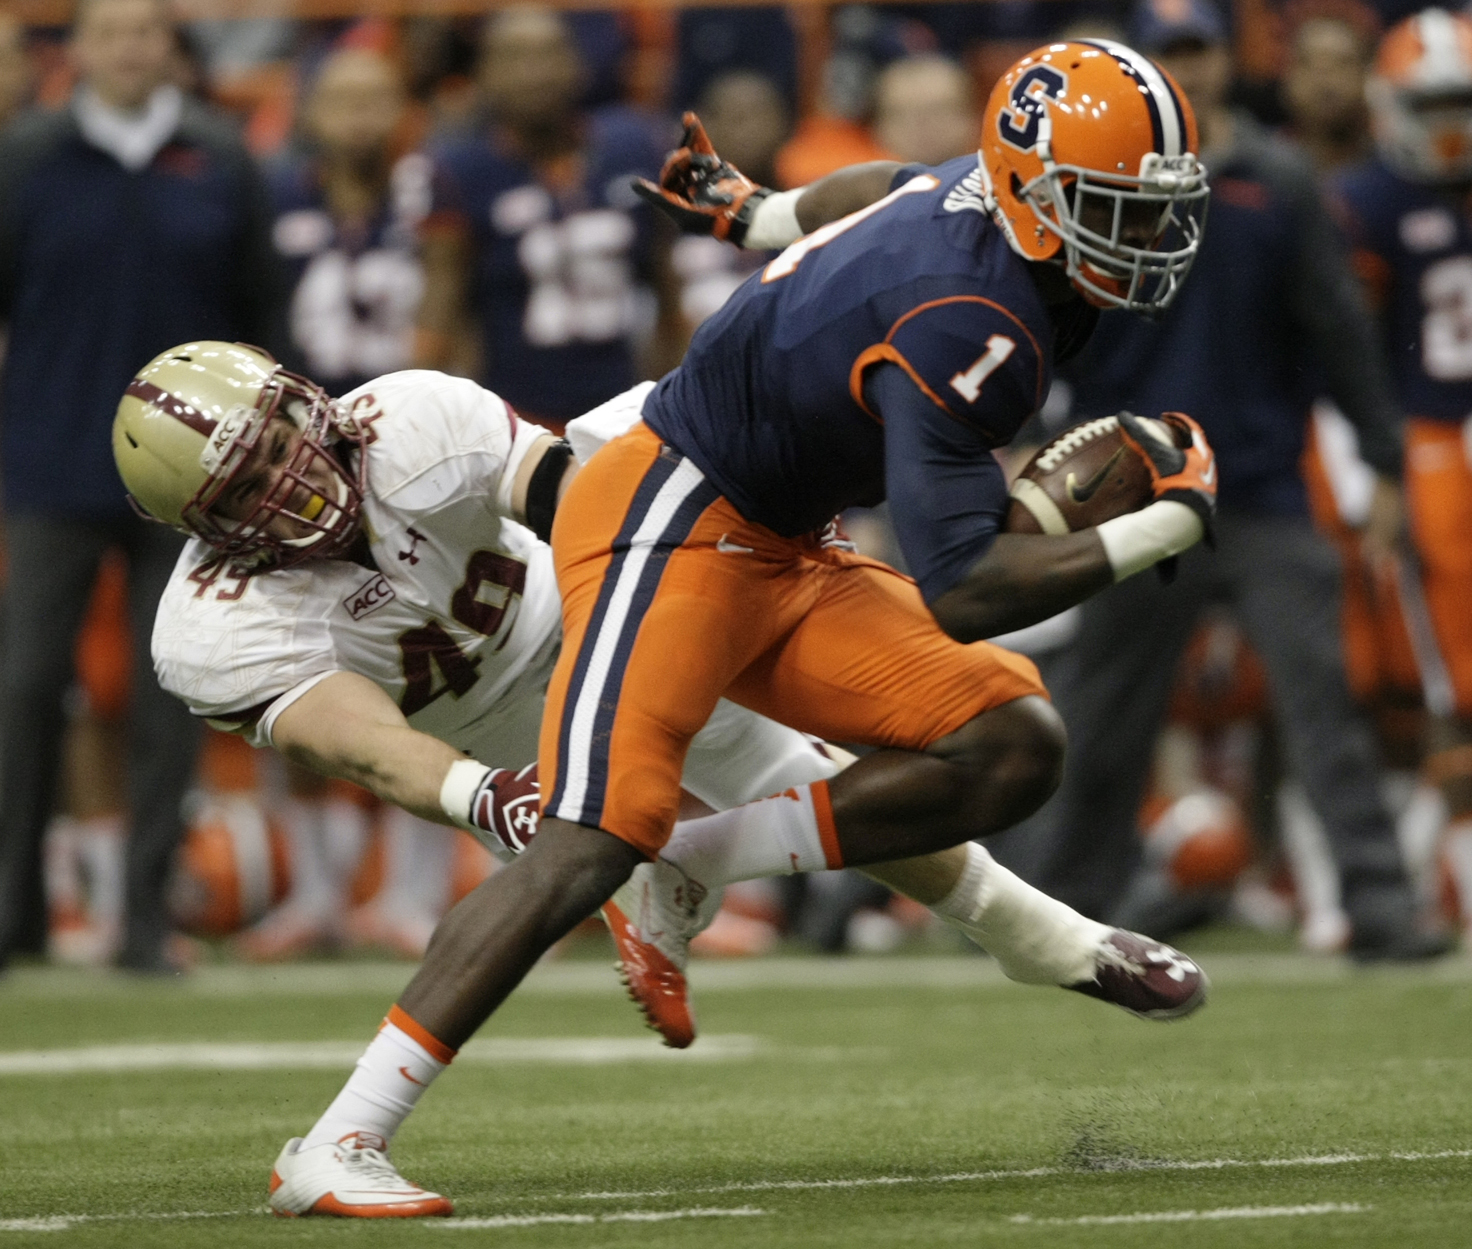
[268,1133,452,1218]
[600,858,722,1049]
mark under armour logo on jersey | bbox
[399,527,427,565]
[998,64,1068,152]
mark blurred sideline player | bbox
[113,327,1194,1214]
[1276,0,1446,940]
[430,7,685,427]
[247,41,467,959]
[42,556,131,965]
[338,38,1218,1215]
[670,70,789,332]
[871,53,978,169]
[1334,7,1472,940]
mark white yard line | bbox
[1010,1202,1370,1225]
[432,1207,767,1229]
[0,1211,255,1233]
[0,1035,765,1076]
[6,952,1472,999]
[567,1148,1472,1200]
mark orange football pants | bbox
[1405,418,1472,715]
[538,422,1046,857]
[1301,432,1422,703]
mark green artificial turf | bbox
[1,942,1470,1248]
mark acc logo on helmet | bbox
[998,65,1067,153]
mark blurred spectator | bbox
[871,53,977,166]
[268,45,462,395]
[775,5,927,187]
[0,0,282,974]
[672,70,790,329]
[674,7,797,114]
[1281,0,1380,174]
[0,15,35,131]
[433,6,682,426]
[1026,0,1446,959]
[1332,9,1472,945]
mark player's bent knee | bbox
[932,695,1066,830]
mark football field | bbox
[2,940,1471,1248]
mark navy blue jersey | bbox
[644,157,1067,602]
[269,152,456,398]
[433,108,667,422]
[1333,157,1472,425]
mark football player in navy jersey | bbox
[431,7,683,426]
[371,40,1220,1116]
[1335,8,1472,941]
[269,46,464,399]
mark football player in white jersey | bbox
[116,342,1206,1219]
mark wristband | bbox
[742,188,805,249]
[1096,500,1204,582]
[439,758,492,831]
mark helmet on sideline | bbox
[979,40,1209,313]
[113,342,368,567]
[1368,8,1472,183]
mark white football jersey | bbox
[154,375,838,807]
[154,370,562,764]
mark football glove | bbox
[1117,410,1217,542]
[632,112,774,246]
[466,762,541,856]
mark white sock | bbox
[932,842,1109,985]
[276,798,337,918]
[1397,780,1446,910]
[661,781,840,888]
[321,797,368,891]
[302,1008,453,1150]
[1443,818,1472,930]
[1277,781,1348,947]
[43,816,83,921]
[77,814,125,935]
[376,808,454,922]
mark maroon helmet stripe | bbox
[125,378,217,436]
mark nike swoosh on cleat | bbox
[1065,447,1126,504]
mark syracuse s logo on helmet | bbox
[998,64,1067,152]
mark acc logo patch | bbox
[998,65,1067,152]
[344,573,396,620]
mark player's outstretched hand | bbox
[632,112,774,245]
[1117,410,1217,538]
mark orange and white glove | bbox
[632,112,798,248]
[1117,410,1218,535]
[1097,411,1217,583]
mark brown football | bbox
[1005,415,1164,534]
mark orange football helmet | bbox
[1368,8,1472,183]
[980,40,1208,313]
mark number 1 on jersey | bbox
[949,334,1016,403]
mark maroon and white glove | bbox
[632,112,775,246]
[440,760,540,858]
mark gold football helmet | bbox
[113,341,367,566]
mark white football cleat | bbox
[601,857,722,1049]
[269,1134,452,1218]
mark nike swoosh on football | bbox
[1065,447,1126,504]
